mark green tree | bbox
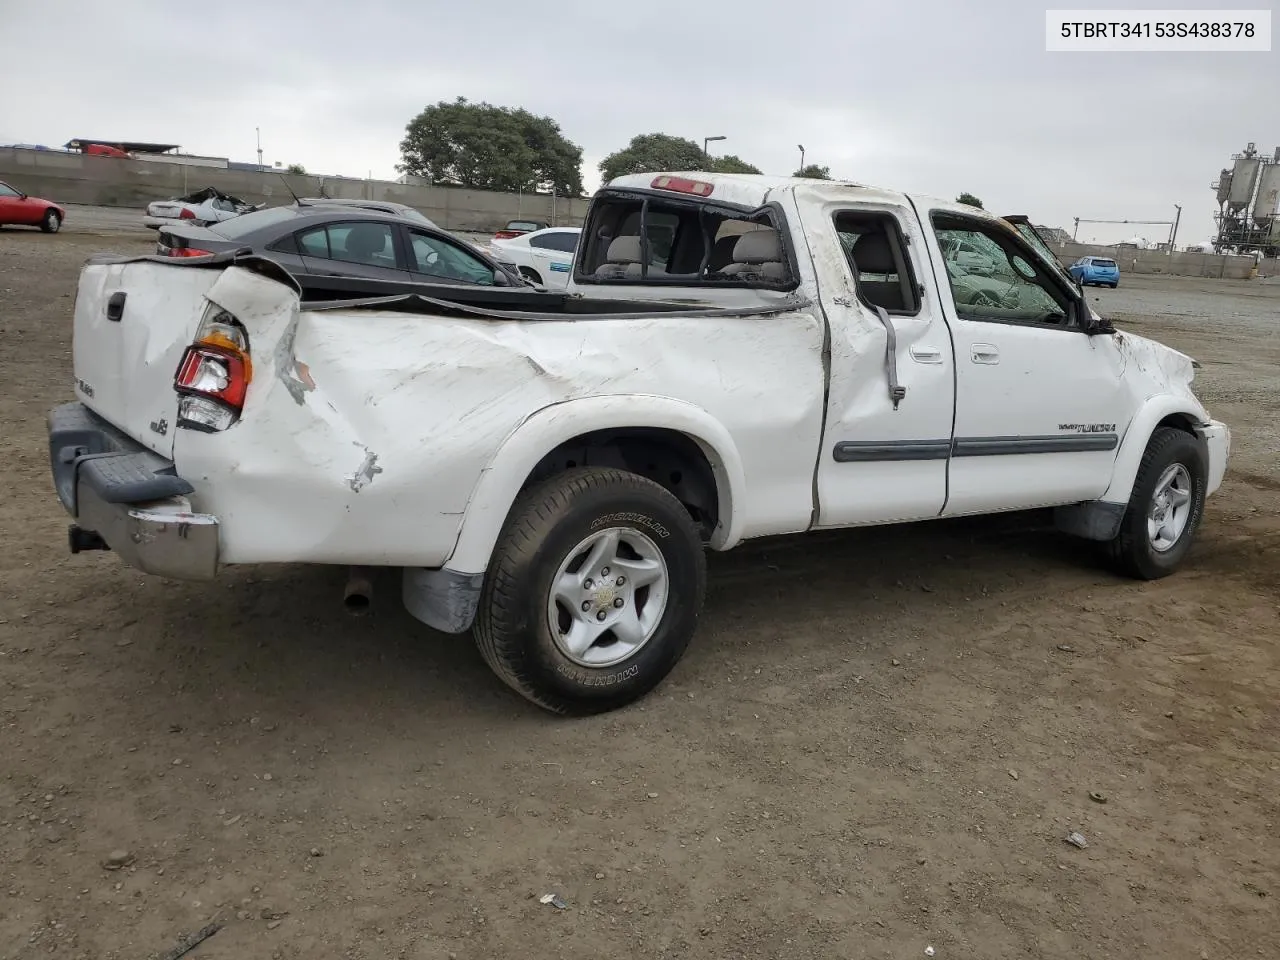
[398,97,584,196]
[285,163,306,175]
[711,154,762,175]
[599,133,708,183]
[957,192,984,208]
[598,134,766,183]
[794,164,832,179]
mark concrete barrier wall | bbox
[5,147,1278,277]
[0,148,591,233]
[1050,239,1260,280]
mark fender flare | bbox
[442,394,749,575]
[1101,394,1210,504]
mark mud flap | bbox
[1054,501,1127,541]
[402,567,485,634]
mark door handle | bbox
[106,291,126,322]
[910,345,944,364]
[971,343,1000,365]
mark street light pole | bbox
[703,135,726,162]
[798,144,805,171]
[256,127,263,170]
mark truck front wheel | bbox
[1104,427,1208,579]
[473,467,707,714]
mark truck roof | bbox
[602,171,977,220]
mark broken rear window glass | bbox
[578,194,793,288]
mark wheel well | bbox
[1156,413,1199,436]
[522,428,721,539]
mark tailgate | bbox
[72,259,223,458]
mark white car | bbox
[143,187,261,229]
[48,172,1229,715]
[488,226,581,288]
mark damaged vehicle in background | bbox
[47,171,1229,716]
[143,187,263,229]
[154,202,529,291]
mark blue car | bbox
[1069,256,1120,288]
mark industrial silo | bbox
[1251,163,1280,225]
[1215,169,1234,206]
[1227,156,1261,213]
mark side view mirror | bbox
[1080,299,1114,335]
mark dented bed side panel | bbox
[174,266,827,567]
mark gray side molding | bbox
[874,305,906,410]
[1053,501,1127,541]
[402,567,485,634]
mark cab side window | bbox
[832,212,919,315]
[932,216,1074,327]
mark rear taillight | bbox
[174,307,252,432]
[179,207,197,220]
[492,230,520,240]
[168,247,214,258]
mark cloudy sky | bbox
[3,0,1276,244]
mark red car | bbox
[0,180,65,233]
[492,218,550,241]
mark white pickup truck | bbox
[47,172,1230,714]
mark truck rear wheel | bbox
[1104,427,1207,580]
[473,467,707,714]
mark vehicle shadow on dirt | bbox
[93,508,1123,728]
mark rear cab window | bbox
[575,187,796,289]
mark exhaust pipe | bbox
[343,566,373,615]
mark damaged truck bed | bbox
[47,172,1229,714]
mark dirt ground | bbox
[1,221,1277,960]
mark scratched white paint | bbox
[69,174,1230,577]
[166,262,826,567]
